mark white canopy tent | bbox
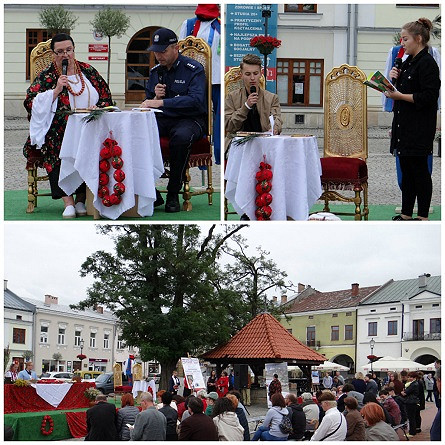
[312,360,350,371]
[360,356,429,372]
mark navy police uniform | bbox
[145,54,207,195]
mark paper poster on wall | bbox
[265,362,289,407]
[294,83,304,94]
[181,357,206,392]
[311,370,320,385]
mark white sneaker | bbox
[62,205,76,219]
[75,202,87,216]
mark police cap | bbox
[148,28,178,52]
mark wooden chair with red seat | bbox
[321,64,369,220]
[26,39,54,213]
[159,36,213,211]
[223,66,265,220]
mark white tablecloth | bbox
[132,379,156,399]
[32,382,73,408]
[225,135,322,221]
[59,111,164,220]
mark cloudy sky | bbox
[4,222,441,306]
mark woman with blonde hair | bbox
[351,371,366,394]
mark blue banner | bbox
[226,4,279,93]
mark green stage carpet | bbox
[4,190,221,221]
[4,399,124,441]
[226,203,441,221]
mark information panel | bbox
[226,4,279,92]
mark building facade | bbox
[280,283,380,373]
[4,280,36,370]
[5,4,197,116]
[226,3,440,128]
[356,274,441,370]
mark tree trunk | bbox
[107,36,111,86]
[159,359,179,392]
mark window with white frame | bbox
[58,327,66,345]
[104,333,110,349]
[117,335,125,350]
[90,332,96,348]
[40,325,49,343]
[74,330,82,347]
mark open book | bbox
[364,71,395,93]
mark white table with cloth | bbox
[59,111,164,220]
[225,135,322,220]
[132,379,156,400]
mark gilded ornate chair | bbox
[159,36,213,211]
[321,64,369,220]
[223,67,265,219]
[26,39,54,213]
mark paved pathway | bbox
[5,118,440,206]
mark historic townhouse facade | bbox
[280,283,380,373]
[356,274,441,370]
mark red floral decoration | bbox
[98,132,125,207]
[367,355,380,362]
[250,35,281,55]
[255,156,273,220]
[77,354,87,361]
[41,415,54,436]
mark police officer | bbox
[142,28,207,213]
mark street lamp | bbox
[77,339,86,370]
[261,4,272,81]
[369,338,375,373]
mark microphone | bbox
[158,66,167,97]
[62,59,68,76]
[391,47,404,85]
[250,85,257,111]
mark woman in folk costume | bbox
[180,4,221,165]
[23,33,113,218]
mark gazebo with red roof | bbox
[201,312,326,381]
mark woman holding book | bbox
[23,33,112,218]
[385,18,440,221]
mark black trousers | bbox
[405,403,418,435]
[155,115,205,194]
[426,390,434,402]
[398,155,432,218]
[48,164,86,200]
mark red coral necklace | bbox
[55,59,86,97]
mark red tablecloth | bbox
[4,382,94,414]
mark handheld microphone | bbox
[392,58,403,85]
[62,59,68,76]
[158,67,167,97]
[250,85,257,111]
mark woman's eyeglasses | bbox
[54,48,74,56]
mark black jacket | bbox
[390,47,440,156]
[85,401,118,441]
[404,380,420,405]
[287,403,306,440]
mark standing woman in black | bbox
[386,18,440,220]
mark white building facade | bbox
[356,274,441,370]
[5,4,197,116]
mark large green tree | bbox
[71,224,246,389]
[221,234,296,318]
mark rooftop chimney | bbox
[281,295,288,304]
[418,273,431,288]
[298,283,305,293]
[44,294,58,305]
[351,283,359,296]
[4,280,7,290]
[272,296,278,303]
[96,305,104,314]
